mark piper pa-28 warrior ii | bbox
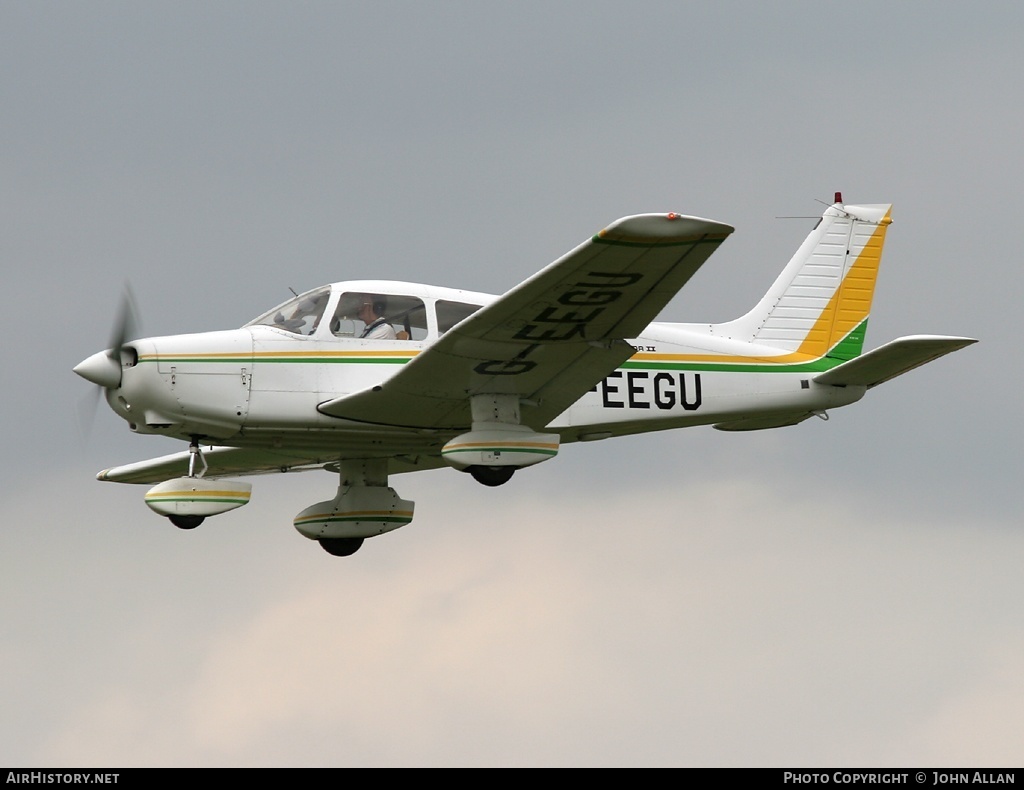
[75,195,975,556]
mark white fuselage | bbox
[105,280,864,454]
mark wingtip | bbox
[597,213,733,245]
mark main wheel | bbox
[169,514,205,530]
[467,465,515,487]
[319,537,364,557]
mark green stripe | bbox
[294,515,412,525]
[145,496,249,504]
[826,319,869,362]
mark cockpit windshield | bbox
[245,287,330,336]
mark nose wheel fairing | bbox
[144,476,252,519]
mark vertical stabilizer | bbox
[715,199,892,361]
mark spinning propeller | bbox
[74,286,139,435]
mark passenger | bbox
[357,298,397,340]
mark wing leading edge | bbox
[318,213,733,430]
[96,445,448,485]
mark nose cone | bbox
[74,350,121,389]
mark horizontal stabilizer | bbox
[813,335,977,389]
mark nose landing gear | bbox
[144,439,251,530]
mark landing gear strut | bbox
[165,438,209,529]
[188,437,208,478]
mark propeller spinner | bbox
[74,287,139,389]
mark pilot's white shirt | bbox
[361,319,397,340]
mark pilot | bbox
[357,298,397,340]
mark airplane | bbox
[74,194,976,556]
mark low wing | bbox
[814,335,977,388]
[319,213,733,430]
[97,445,446,485]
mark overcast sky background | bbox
[2,1,1021,767]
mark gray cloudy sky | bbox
[2,1,1021,767]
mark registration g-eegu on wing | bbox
[74,195,975,557]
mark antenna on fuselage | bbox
[288,287,298,297]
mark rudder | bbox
[716,196,892,361]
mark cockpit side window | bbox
[330,293,428,340]
[437,300,483,333]
[245,287,330,336]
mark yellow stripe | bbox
[139,349,419,361]
[794,207,889,358]
[145,490,251,500]
[630,350,816,365]
[250,350,418,359]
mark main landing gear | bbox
[318,537,365,557]
[467,465,515,487]
[293,459,415,558]
[441,394,558,487]
[169,514,205,529]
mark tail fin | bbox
[716,197,892,361]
